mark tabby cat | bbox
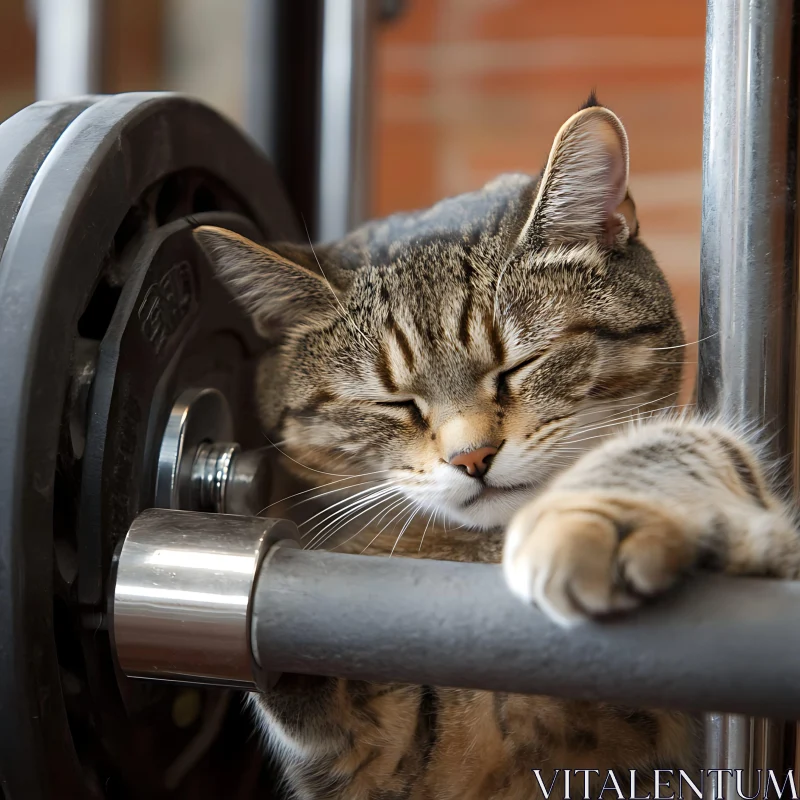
[195,95,800,800]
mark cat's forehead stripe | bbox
[375,341,398,393]
[483,310,506,365]
[457,252,476,349]
[386,310,415,371]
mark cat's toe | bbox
[503,492,695,627]
[615,524,694,598]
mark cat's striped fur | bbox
[195,96,800,800]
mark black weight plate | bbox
[80,210,266,606]
[76,211,270,798]
[0,92,300,799]
[0,97,97,260]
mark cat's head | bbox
[195,97,684,530]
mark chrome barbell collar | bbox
[110,508,299,689]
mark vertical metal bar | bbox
[243,0,376,241]
[33,0,104,100]
[243,0,325,237]
[243,0,279,161]
[698,0,798,446]
[317,0,375,241]
[699,0,799,791]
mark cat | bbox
[194,94,800,800]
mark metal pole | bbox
[242,0,375,242]
[317,0,375,240]
[243,0,325,237]
[698,0,799,790]
[110,511,800,717]
[33,0,103,100]
[251,548,800,717]
[243,0,279,161]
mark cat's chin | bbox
[441,483,540,530]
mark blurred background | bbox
[0,0,703,395]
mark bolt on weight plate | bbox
[0,92,301,800]
[155,387,236,511]
[154,387,274,516]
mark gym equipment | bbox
[113,511,298,690]
[0,91,299,799]
[0,97,96,260]
[113,509,800,719]
[699,0,799,789]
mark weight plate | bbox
[0,93,300,799]
[0,97,97,261]
[79,210,266,607]
[77,211,272,798]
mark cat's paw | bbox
[502,491,696,627]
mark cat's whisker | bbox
[539,449,587,459]
[391,500,417,542]
[417,502,436,553]
[261,432,362,477]
[540,451,593,459]
[306,485,403,540]
[307,487,404,550]
[565,392,683,436]
[258,438,289,450]
[645,331,718,351]
[569,407,673,437]
[619,403,697,429]
[287,476,394,512]
[368,495,410,531]
[329,494,408,552]
[359,497,417,555]
[565,415,648,439]
[298,480,398,531]
[302,218,380,357]
[257,469,396,515]
[315,495,402,551]
[390,502,421,556]
[567,397,646,423]
[595,390,680,416]
[553,431,631,448]
[302,483,400,544]
[564,392,678,430]
[576,388,654,409]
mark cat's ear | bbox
[519,104,637,249]
[193,226,339,335]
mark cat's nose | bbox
[449,446,498,478]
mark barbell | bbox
[1,91,799,800]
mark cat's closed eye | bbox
[374,398,427,428]
[495,352,546,397]
[375,398,418,409]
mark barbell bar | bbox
[112,507,800,719]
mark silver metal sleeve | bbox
[253,548,800,717]
[111,509,299,689]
